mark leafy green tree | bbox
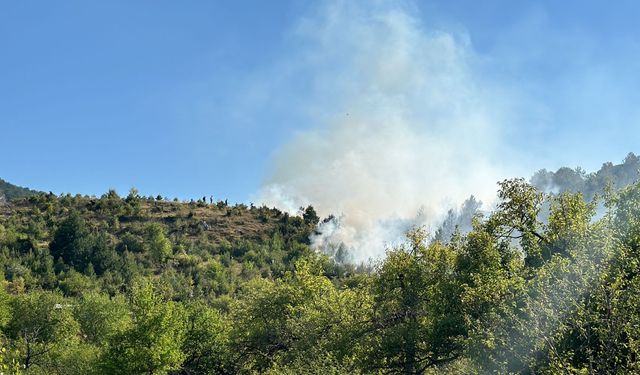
[49,211,93,272]
[301,205,320,226]
[487,178,546,267]
[231,259,367,372]
[45,341,100,375]
[360,228,464,374]
[89,232,118,276]
[0,276,11,328]
[144,223,172,263]
[0,344,22,375]
[58,269,98,297]
[467,190,607,373]
[5,291,80,372]
[74,292,130,346]
[22,247,56,289]
[550,181,640,373]
[100,278,187,374]
[179,302,231,374]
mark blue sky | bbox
[1,0,639,203]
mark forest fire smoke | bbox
[256,1,522,261]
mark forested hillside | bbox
[1,155,640,374]
[531,152,640,199]
[0,190,328,298]
[435,152,640,243]
[0,179,38,203]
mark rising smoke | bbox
[255,1,524,262]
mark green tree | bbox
[89,232,118,276]
[74,292,130,346]
[49,211,93,272]
[0,276,11,328]
[144,223,172,263]
[100,278,187,374]
[5,291,80,372]
[231,259,367,372]
[466,190,606,373]
[487,178,546,267]
[179,302,231,374]
[301,205,320,226]
[360,228,464,374]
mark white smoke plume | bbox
[255,1,523,262]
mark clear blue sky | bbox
[2,0,639,202]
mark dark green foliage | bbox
[180,302,231,374]
[301,205,320,226]
[49,211,94,272]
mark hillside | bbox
[434,152,640,242]
[0,189,331,300]
[531,152,640,199]
[1,192,307,248]
[0,178,38,202]
[1,157,640,374]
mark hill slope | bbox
[0,190,325,297]
[2,156,640,373]
[0,178,38,202]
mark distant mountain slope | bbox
[531,152,640,200]
[435,152,640,243]
[0,178,39,202]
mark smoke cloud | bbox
[255,1,524,262]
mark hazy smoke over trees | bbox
[256,1,524,261]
